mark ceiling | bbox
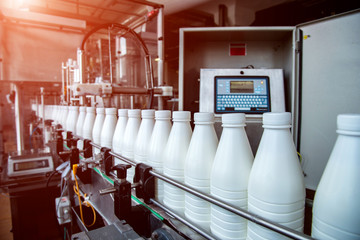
[0,0,295,29]
[0,0,164,29]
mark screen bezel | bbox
[214,75,271,114]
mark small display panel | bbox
[215,76,271,114]
[8,154,54,177]
[230,81,254,93]
[14,160,50,172]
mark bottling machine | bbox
[0,3,359,240]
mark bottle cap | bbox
[105,108,117,115]
[263,112,291,127]
[194,112,214,123]
[337,114,360,133]
[173,111,191,121]
[79,106,86,112]
[118,109,128,117]
[222,113,246,126]
[155,110,171,120]
[96,107,105,114]
[128,109,141,118]
[86,107,95,113]
[142,109,155,118]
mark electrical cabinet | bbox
[178,9,360,190]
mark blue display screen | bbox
[214,76,271,114]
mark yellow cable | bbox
[297,152,303,164]
[72,164,96,227]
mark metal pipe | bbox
[14,83,24,153]
[40,87,45,147]
[109,151,136,166]
[150,199,217,240]
[157,7,164,110]
[52,0,142,17]
[61,62,66,102]
[111,86,162,95]
[108,27,113,84]
[89,141,136,167]
[150,171,314,240]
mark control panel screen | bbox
[215,76,270,114]
[230,81,254,93]
[14,160,50,172]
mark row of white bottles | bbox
[47,105,359,240]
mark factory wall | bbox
[0,22,83,82]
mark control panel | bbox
[215,76,270,114]
[8,153,54,177]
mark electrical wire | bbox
[72,164,97,227]
[297,152,303,164]
[46,170,59,188]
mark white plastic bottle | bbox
[100,108,117,149]
[112,109,128,165]
[121,109,141,182]
[134,109,155,164]
[163,111,192,215]
[210,113,253,240]
[247,112,305,240]
[312,114,360,240]
[76,106,86,149]
[54,105,62,125]
[147,110,172,202]
[92,107,105,154]
[66,106,79,134]
[82,107,96,141]
[184,112,218,231]
[61,106,69,139]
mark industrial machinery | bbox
[0,4,359,240]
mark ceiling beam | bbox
[28,5,110,26]
[48,0,143,17]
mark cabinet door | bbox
[298,10,360,190]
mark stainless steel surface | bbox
[40,87,46,146]
[151,199,214,240]
[298,10,360,190]
[14,83,24,153]
[99,187,117,195]
[157,7,164,110]
[178,27,295,114]
[80,169,118,225]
